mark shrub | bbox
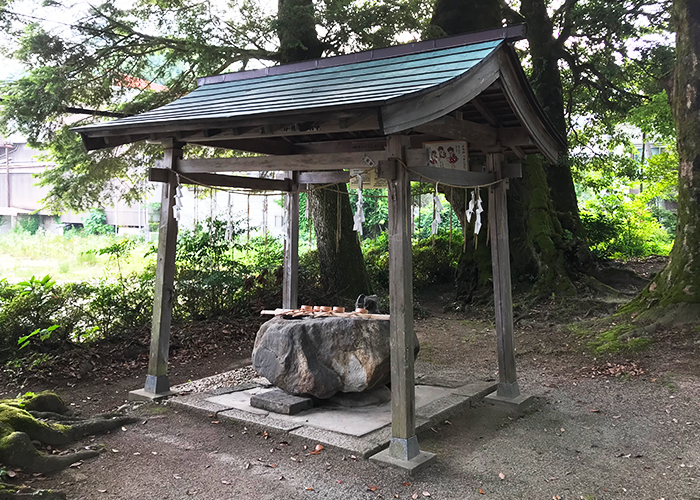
[580,193,673,259]
[83,209,114,235]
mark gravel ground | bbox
[11,273,700,500]
[171,365,259,394]
[31,363,700,500]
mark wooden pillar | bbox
[372,135,435,470]
[141,142,182,397]
[487,153,519,398]
[283,171,300,310]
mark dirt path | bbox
[6,276,700,499]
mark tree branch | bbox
[497,0,525,24]
[555,0,578,46]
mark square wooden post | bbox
[484,153,532,409]
[129,142,182,401]
[283,171,300,310]
[370,135,435,473]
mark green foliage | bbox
[580,191,673,259]
[82,209,114,235]
[412,235,460,288]
[14,215,41,235]
[362,232,461,293]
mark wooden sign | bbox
[424,141,469,170]
[348,168,389,189]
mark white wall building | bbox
[0,136,285,239]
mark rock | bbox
[252,317,419,399]
[250,388,314,414]
[326,386,392,407]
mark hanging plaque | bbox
[348,168,388,189]
[424,140,469,170]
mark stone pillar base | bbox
[484,392,534,412]
[128,388,175,402]
[370,448,436,474]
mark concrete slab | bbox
[452,381,498,402]
[484,392,535,412]
[250,389,313,415]
[128,388,175,402]
[416,394,470,421]
[170,394,234,414]
[369,448,436,475]
[290,425,392,458]
[217,408,305,432]
[209,382,260,395]
[206,388,275,416]
[173,382,495,457]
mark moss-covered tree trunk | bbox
[429,0,579,299]
[275,0,370,299]
[517,0,587,255]
[630,0,700,313]
[442,156,575,300]
[308,183,371,299]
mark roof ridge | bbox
[197,24,526,86]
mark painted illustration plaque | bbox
[424,141,469,170]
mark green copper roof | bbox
[74,38,504,134]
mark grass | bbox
[0,231,153,283]
[569,321,653,354]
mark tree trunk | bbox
[277,0,324,63]
[426,0,502,38]
[308,183,371,299]
[519,0,587,252]
[275,0,370,299]
[630,0,700,314]
[442,155,575,301]
[429,0,581,300]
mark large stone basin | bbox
[252,316,419,399]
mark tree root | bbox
[0,392,137,474]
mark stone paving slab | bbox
[451,381,498,402]
[416,394,470,422]
[171,394,234,414]
[172,380,493,457]
[250,389,313,415]
[290,425,394,459]
[218,408,305,432]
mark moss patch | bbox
[570,319,653,354]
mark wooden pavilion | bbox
[74,24,565,471]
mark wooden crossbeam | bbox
[298,171,350,184]
[413,116,496,145]
[472,97,500,126]
[148,168,293,191]
[157,151,387,173]
[412,116,532,149]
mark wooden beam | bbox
[413,116,497,145]
[144,142,182,396]
[472,97,499,126]
[163,111,381,143]
[169,152,386,174]
[295,138,387,155]
[487,153,520,399]
[408,167,496,186]
[298,171,350,184]
[283,171,300,309]
[497,49,564,163]
[386,134,419,461]
[188,138,296,156]
[510,145,527,160]
[382,50,500,134]
[178,173,293,192]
